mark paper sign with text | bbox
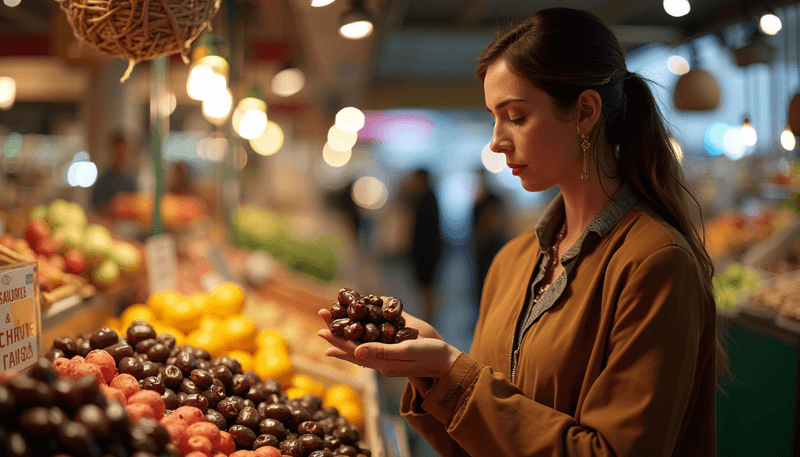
[145,234,177,294]
[0,262,39,373]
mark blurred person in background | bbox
[168,161,194,196]
[321,7,726,456]
[470,168,508,309]
[400,168,443,324]
[92,131,138,212]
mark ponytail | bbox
[617,74,730,384]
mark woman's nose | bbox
[490,127,509,153]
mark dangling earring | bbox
[578,125,590,180]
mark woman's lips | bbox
[509,164,527,176]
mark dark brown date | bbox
[126,324,156,347]
[180,393,209,412]
[159,365,183,389]
[298,421,325,438]
[261,403,292,423]
[52,336,78,358]
[104,342,133,364]
[346,300,367,321]
[258,418,288,441]
[228,424,257,448]
[140,376,166,395]
[382,297,403,321]
[337,288,361,307]
[333,444,359,457]
[190,369,213,389]
[362,323,380,342]
[332,425,360,445]
[118,357,144,379]
[89,327,118,349]
[299,433,325,453]
[236,406,261,432]
[379,322,396,344]
[392,315,406,330]
[134,338,157,354]
[329,318,352,338]
[330,302,348,320]
[343,322,364,341]
[394,327,419,343]
[204,409,227,431]
[310,450,335,457]
[280,439,305,457]
[362,294,383,307]
[253,433,279,449]
[365,305,384,324]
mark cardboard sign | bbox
[145,234,177,294]
[0,262,39,373]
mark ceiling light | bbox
[233,85,268,140]
[202,87,233,125]
[4,0,21,7]
[663,0,690,18]
[0,77,17,110]
[740,117,757,147]
[250,121,284,156]
[339,0,374,40]
[311,0,335,6]
[667,55,690,75]
[760,13,782,36]
[327,125,358,151]
[335,107,365,132]
[782,124,796,151]
[323,143,352,167]
[271,67,305,97]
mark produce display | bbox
[230,206,338,282]
[713,263,762,310]
[110,192,207,233]
[34,318,372,456]
[705,208,796,260]
[1,357,175,457]
[759,238,800,275]
[327,288,418,344]
[746,278,800,322]
[24,198,144,296]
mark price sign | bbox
[145,234,177,294]
[0,262,40,373]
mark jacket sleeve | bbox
[401,245,710,456]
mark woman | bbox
[319,7,725,456]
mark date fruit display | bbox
[327,288,419,344]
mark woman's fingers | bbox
[318,308,334,327]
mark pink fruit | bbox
[85,350,117,384]
[64,249,86,275]
[110,373,140,398]
[128,390,165,419]
[25,219,49,250]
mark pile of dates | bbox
[327,288,419,344]
[45,321,371,456]
[1,357,174,457]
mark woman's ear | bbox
[577,89,602,134]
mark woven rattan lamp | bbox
[56,0,222,82]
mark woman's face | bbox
[484,59,581,192]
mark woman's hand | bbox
[317,309,460,380]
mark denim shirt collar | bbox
[534,181,639,255]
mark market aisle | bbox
[378,244,480,457]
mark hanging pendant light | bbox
[741,117,757,147]
[233,84,268,140]
[339,0,374,39]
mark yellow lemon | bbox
[188,292,210,312]
[221,315,258,351]
[226,350,255,372]
[207,282,246,318]
[198,316,223,332]
[146,290,184,320]
[254,350,294,387]
[292,374,325,398]
[186,329,228,357]
[120,304,156,330]
[285,387,307,400]
[323,384,360,407]
[102,317,123,335]
[150,321,186,346]
[256,330,290,355]
[337,399,363,425]
[160,298,203,333]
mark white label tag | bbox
[0,262,39,373]
[145,234,177,294]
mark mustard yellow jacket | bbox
[401,190,717,456]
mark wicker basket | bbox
[56,0,222,81]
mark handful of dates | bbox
[327,288,419,344]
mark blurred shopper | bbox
[168,161,194,196]
[92,132,138,211]
[320,7,725,456]
[470,168,508,305]
[400,168,443,324]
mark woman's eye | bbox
[509,116,525,125]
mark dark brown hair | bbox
[476,7,729,386]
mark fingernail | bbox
[355,347,369,358]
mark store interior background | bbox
[2,0,800,455]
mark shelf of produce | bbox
[41,289,130,348]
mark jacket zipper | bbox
[509,326,519,384]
